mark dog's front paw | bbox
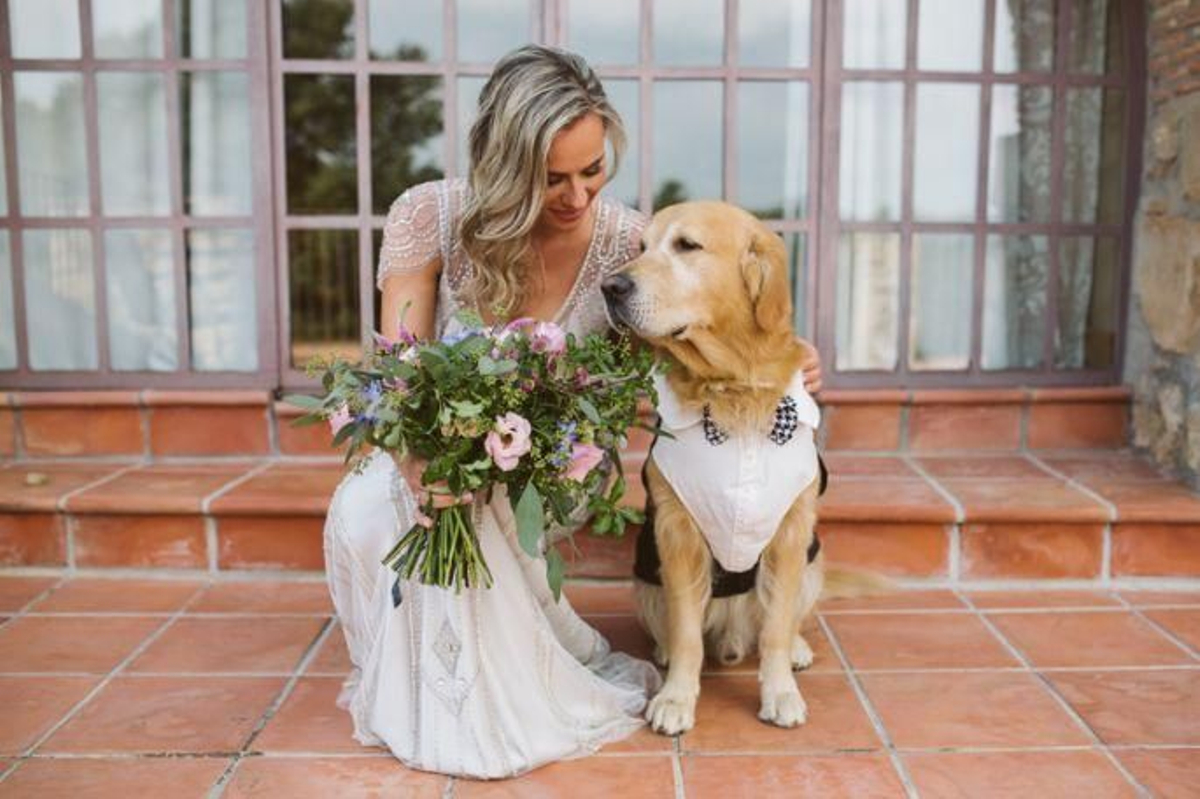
[791,633,815,670]
[645,688,696,735]
[759,686,807,728]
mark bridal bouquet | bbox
[287,312,657,600]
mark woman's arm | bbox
[379,256,441,342]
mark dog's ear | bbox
[740,224,792,333]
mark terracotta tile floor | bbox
[1,577,1198,797]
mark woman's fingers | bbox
[797,337,823,395]
[426,486,475,509]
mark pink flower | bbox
[564,442,604,482]
[504,317,536,333]
[328,404,352,436]
[484,412,532,471]
[530,321,567,355]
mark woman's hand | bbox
[390,453,474,521]
[798,337,823,395]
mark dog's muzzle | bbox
[600,273,636,327]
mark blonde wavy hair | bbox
[459,44,627,318]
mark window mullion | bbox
[162,0,192,373]
[969,0,997,378]
[79,0,112,375]
[897,0,919,379]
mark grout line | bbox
[53,463,145,514]
[0,580,214,785]
[205,517,220,574]
[1025,452,1121,585]
[959,593,1153,797]
[672,731,686,799]
[902,456,966,523]
[0,575,70,634]
[902,457,965,583]
[817,614,920,799]
[205,616,336,797]
[1113,594,1200,663]
[199,461,275,515]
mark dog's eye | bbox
[638,239,646,254]
[675,237,702,252]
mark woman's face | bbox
[537,112,608,234]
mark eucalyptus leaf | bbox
[545,547,566,602]
[283,394,325,412]
[515,482,544,559]
[577,397,602,425]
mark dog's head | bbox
[602,201,794,379]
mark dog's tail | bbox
[820,566,894,600]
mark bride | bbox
[322,45,661,779]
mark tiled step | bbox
[1,386,1131,459]
[2,449,1199,585]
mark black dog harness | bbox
[633,444,828,598]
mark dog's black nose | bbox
[601,273,635,301]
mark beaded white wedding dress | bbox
[323,179,661,779]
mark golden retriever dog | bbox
[601,201,825,735]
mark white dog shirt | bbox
[651,371,821,573]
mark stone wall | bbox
[1127,0,1200,488]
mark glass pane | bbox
[740,0,810,68]
[24,229,96,370]
[178,0,247,59]
[15,72,89,217]
[456,76,486,174]
[94,0,163,59]
[738,81,807,219]
[844,0,905,69]
[0,233,13,369]
[995,0,1055,73]
[654,0,723,66]
[836,232,900,371]
[982,234,1047,370]
[569,0,639,66]
[917,0,982,71]
[183,72,252,215]
[1057,237,1117,370]
[839,81,903,222]
[1064,88,1125,225]
[459,0,529,64]
[98,72,170,216]
[283,0,354,59]
[787,233,809,337]
[988,85,1053,223]
[371,76,444,215]
[910,234,973,371]
[289,229,361,368]
[1069,0,1124,75]
[105,229,177,371]
[604,79,639,208]
[285,74,356,215]
[10,0,81,59]
[188,228,256,371]
[369,0,441,60]
[914,83,979,222]
[653,81,722,210]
